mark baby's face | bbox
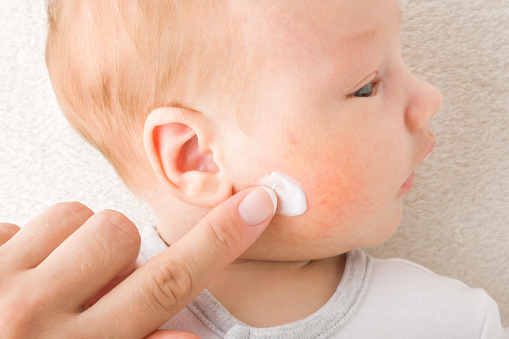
[217,0,441,260]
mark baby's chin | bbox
[235,219,349,262]
[238,204,403,262]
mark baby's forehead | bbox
[231,1,395,57]
[228,1,397,84]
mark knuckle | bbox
[53,201,93,218]
[0,311,25,337]
[91,209,123,224]
[144,261,195,313]
[51,201,94,227]
[0,294,46,337]
[92,210,140,246]
[207,218,242,255]
[75,314,110,339]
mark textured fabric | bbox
[1,0,508,327]
[138,226,508,339]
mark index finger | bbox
[80,187,276,337]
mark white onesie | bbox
[137,225,508,339]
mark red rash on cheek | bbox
[315,178,362,210]
[304,146,370,231]
[286,125,299,146]
[308,181,365,233]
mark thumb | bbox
[84,187,277,338]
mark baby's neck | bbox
[206,254,346,328]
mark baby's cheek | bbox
[272,126,379,233]
[286,128,300,147]
[302,154,377,232]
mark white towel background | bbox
[1,0,508,327]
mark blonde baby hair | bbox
[45,0,247,193]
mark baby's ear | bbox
[143,107,232,207]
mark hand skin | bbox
[0,187,275,338]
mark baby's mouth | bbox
[400,172,415,193]
[425,137,436,159]
[401,136,435,194]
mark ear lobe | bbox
[144,107,231,207]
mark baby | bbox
[45,0,507,337]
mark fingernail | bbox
[238,187,277,226]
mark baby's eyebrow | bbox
[347,21,386,48]
[347,5,401,48]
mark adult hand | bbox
[0,187,276,338]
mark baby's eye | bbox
[352,82,375,98]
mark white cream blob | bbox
[259,171,307,216]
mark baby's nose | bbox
[405,76,442,132]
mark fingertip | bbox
[0,223,21,245]
[257,186,278,216]
[238,187,277,226]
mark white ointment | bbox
[259,171,307,216]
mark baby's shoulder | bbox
[368,255,489,306]
[355,255,506,338]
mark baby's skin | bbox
[1,0,443,336]
[143,0,440,326]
